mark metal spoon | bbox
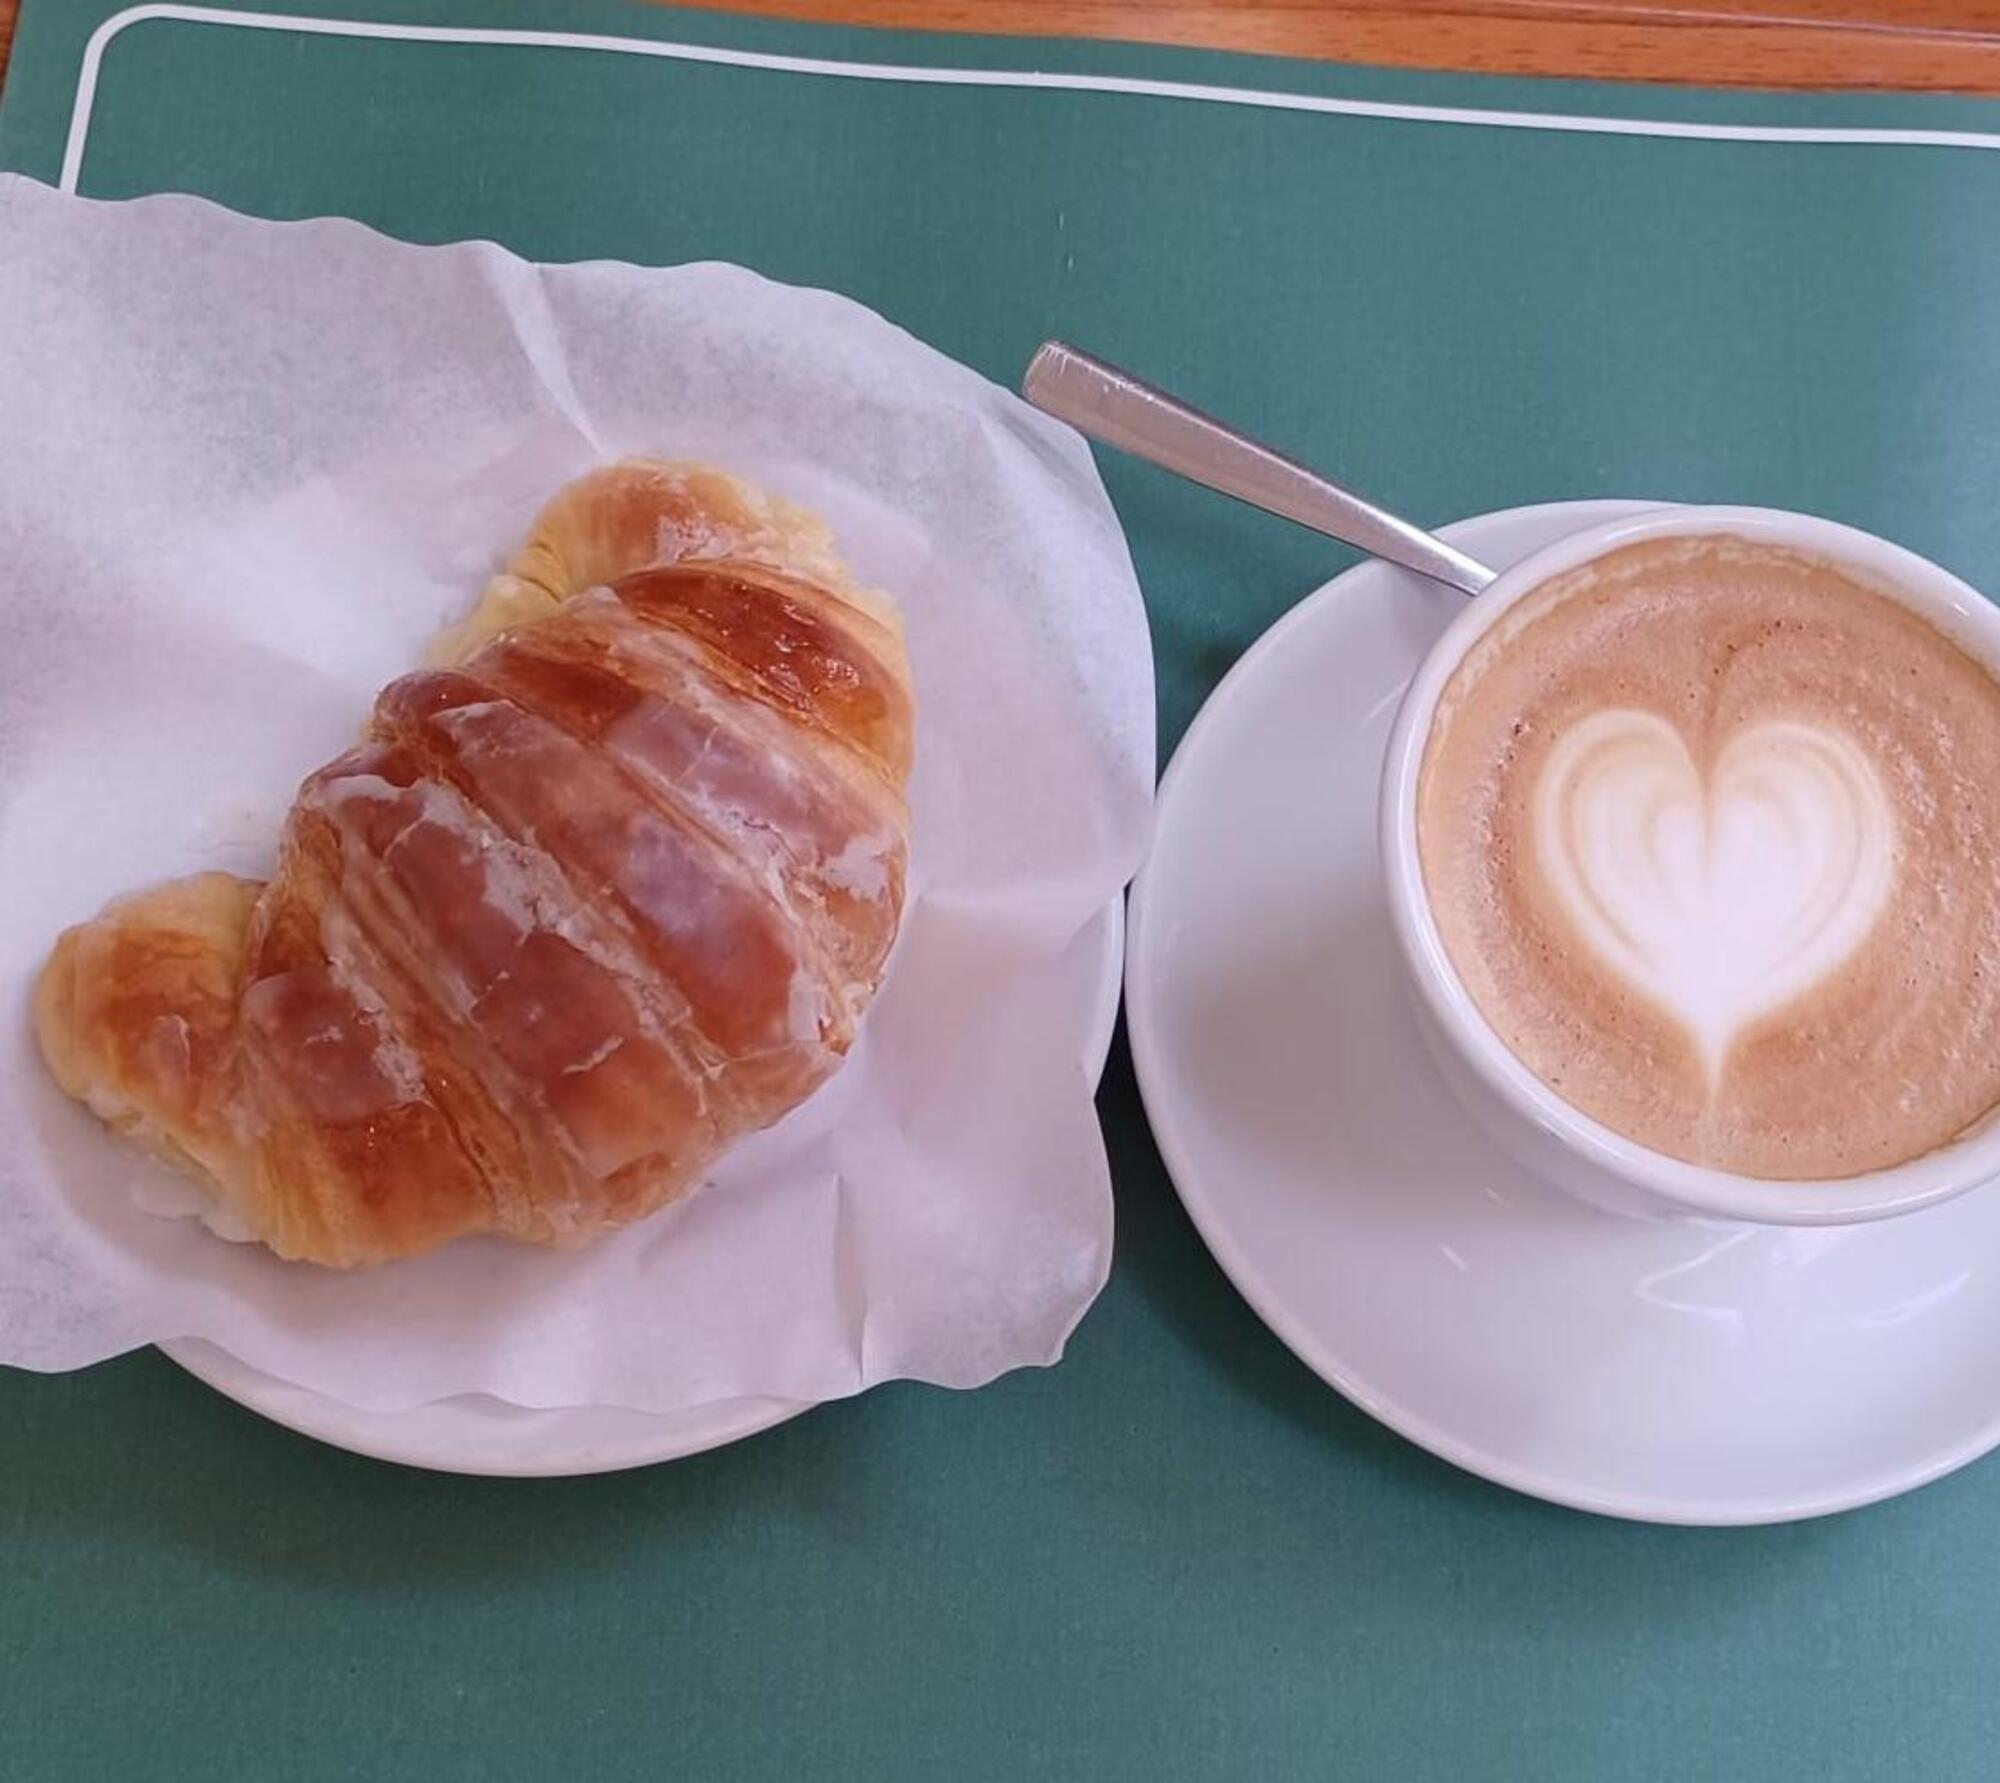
[1022,341,1495,598]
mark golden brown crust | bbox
[35,873,261,1217]
[430,459,906,680]
[36,461,914,1267]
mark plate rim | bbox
[160,894,1127,1477]
[1125,498,2000,1526]
[158,1340,806,1479]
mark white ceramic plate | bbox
[162,897,1126,1476]
[1127,501,2000,1525]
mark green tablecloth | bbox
[7,3,2000,1776]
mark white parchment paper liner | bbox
[0,175,1153,1414]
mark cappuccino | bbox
[1417,535,2000,1179]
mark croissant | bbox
[35,460,914,1267]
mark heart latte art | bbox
[1533,711,1894,1075]
[1418,536,2000,1179]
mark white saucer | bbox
[1127,500,2000,1525]
[160,898,1126,1477]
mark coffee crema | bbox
[1417,535,2000,1179]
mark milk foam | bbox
[1416,534,2000,1179]
[1531,710,1895,1076]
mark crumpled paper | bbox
[0,175,1153,1414]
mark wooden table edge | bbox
[4,2,2000,124]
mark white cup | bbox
[1380,505,2000,1226]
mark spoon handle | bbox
[1023,341,1495,598]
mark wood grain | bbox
[674,1,2000,91]
[0,0,1999,100]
